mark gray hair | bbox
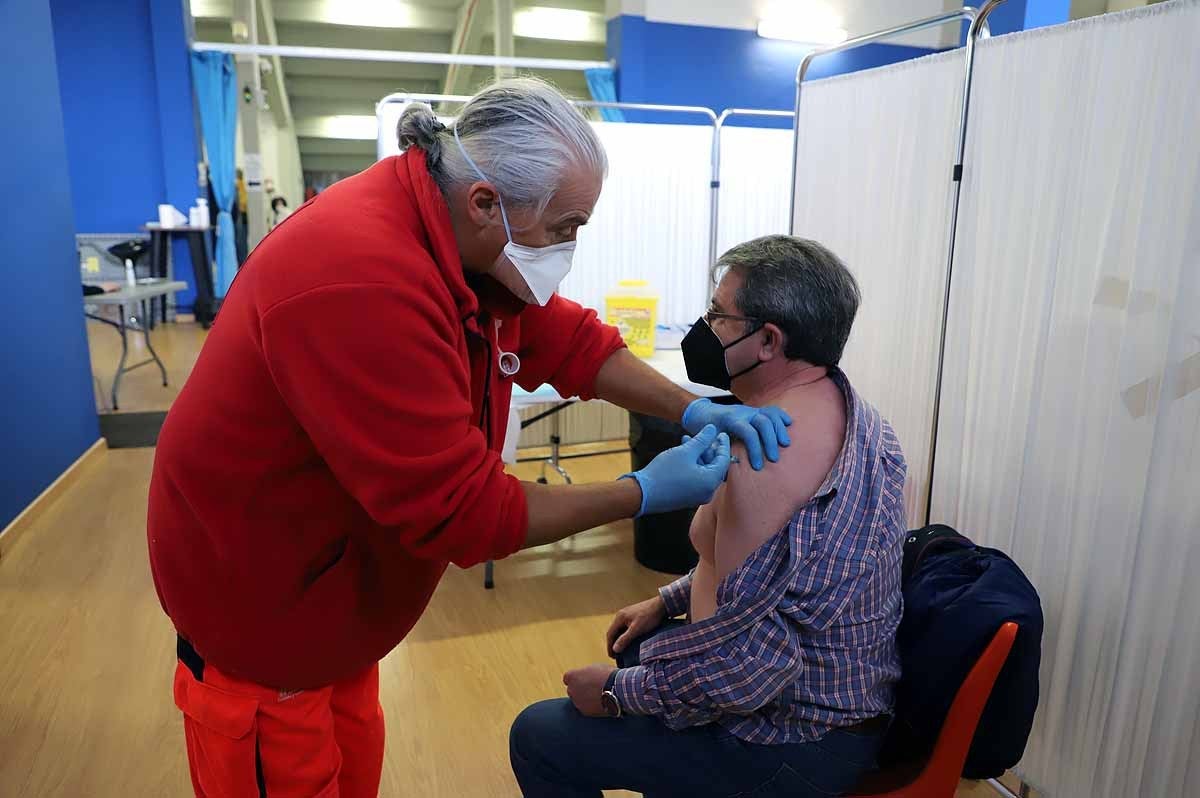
[714,235,861,366]
[396,77,607,219]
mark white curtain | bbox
[562,121,713,326]
[792,49,966,525]
[716,124,793,258]
[931,4,1200,797]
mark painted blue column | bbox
[150,0,203,312]
[1023,0,1071,30]
[50,0,168,231]
[605,14,944,127]
[988,0,1070,37]
[0,0,101,528]
[50,0,201,311]
[606,15,648,120]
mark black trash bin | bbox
[628,397,738,574]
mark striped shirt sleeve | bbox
[611,610,805,728]
[658,573,692,619]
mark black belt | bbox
[178,635,205,682]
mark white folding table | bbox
[84,280,189,411]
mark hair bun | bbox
[397,103,446,165]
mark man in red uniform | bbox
[149,79,791,797]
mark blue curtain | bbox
[584,67,625,122]
[190,51,238,295]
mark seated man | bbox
[509,235,907,798]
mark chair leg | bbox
[483,560,495,589]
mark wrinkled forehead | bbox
[539,161,603,221]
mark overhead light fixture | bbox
[315,115,382,141]
[189,0,227,19]
[756,5,848,45]
[513,7,604,43]
[318,1,418,30]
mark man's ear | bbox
[759,322,786,361]
[465,181,501,228]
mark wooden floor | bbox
[0,442,1006,797]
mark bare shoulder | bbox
[688,495,719,562]
[714,379,848,581]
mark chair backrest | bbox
[107,239,149,264]
[909,621,1019,796]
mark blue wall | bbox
[0,0,100,529]
[50,0,201,311]
[987,0,1031,36]
[987,0,1070,36]
[607,15,945,127]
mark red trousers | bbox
[173,659,384,798]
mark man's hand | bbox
[607,595,668,658]
[564,664,616,717]
[682,398,792,471]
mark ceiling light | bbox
[757,4,848,45]
[189,0,228,19]
[513,7,604,42]
[318,1,418,30]
[318,115,382,140]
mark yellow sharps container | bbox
[605,279,659,358]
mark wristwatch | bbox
[600,670,622,718]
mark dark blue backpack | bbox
[879,524,1043,779]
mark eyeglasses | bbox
[703,309,761,326]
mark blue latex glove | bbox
[621,425,731,517]
[681,398,793,471]
[680,434,721,465]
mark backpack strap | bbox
[902,524,976,584]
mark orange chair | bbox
[848,621,1020,798]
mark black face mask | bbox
[681,317,764,391]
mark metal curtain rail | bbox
[378,94,721,263]
[788,8,1027,796]
[923,0,1007,529]
[710,108,795,298]
[788,6,987,225]
[192,41,612,71]
[376,93,720,120]
[786,4,990,526]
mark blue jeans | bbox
[509,623,883,798]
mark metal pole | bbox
[985,777,1026,798]
[788,7,986,228]
[573,101,717,120]
[192,41,611,71]
[710,109,795,300]
[493,0,514,79]
[377,94,718,125]
[233,0,269,252]
[923,0,1006,526]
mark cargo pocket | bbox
[174,662,262,798]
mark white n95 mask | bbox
[453,123,574,306]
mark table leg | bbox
[483,560,495,589]
[541,409,573,485]
[140,299,169,386]
[112,303,129,411]
[149,233,164,328]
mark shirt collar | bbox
[813,367,860,500]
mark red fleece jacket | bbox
[148,153,625,689]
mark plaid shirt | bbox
[613,369,907,744]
